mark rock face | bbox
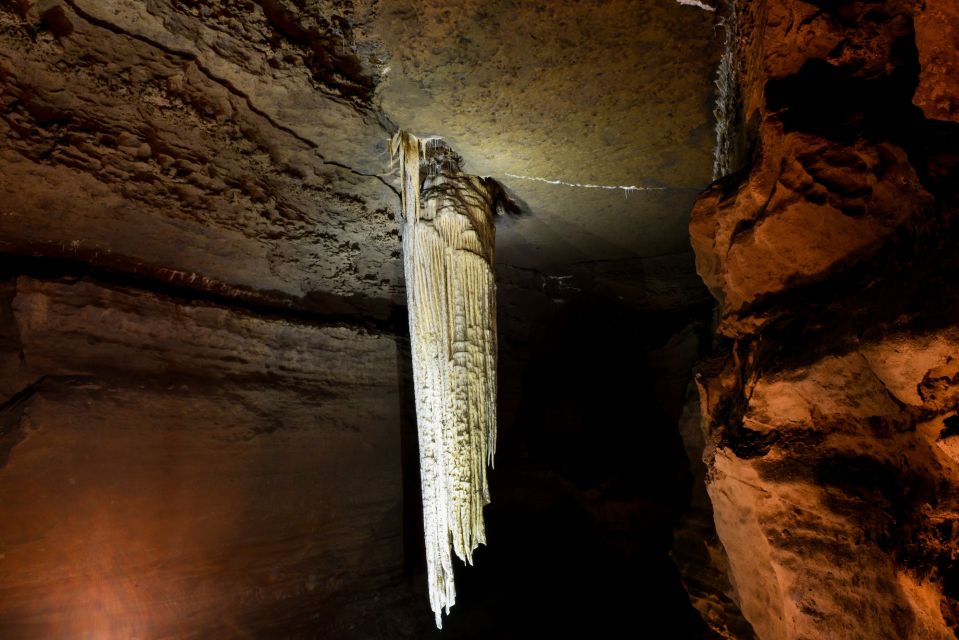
[914,0,959,124]
[691,128,932,320]
[0,4,421,631]
[368,0,719,272]
[0,277,409,638]
[0,1,720,636]
[0,0,400,318]
[15,0,959,636]
[690,0,959,638]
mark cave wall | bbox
[0,2,423,637]
[690,0,959,638]
[0,277,412,638]
[0,2,719,637]
[0,0,399,317]
[9,0,959,637]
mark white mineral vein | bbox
[504,172,667,194]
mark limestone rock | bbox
[708,335,959,640]
[0,277,411,638]
[689,1,959,638]
[0,1,400,318]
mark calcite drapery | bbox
[392,132,498,628]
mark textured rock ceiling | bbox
[369,0,718,268]
[0,0,719,319]
[1,0,400,318]
[0,1,720,636]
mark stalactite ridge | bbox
[392,132,498,629]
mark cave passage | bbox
[4,0,957,638]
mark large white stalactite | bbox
[392,132,498,628]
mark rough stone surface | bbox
[369,0,719,270]
[707,343,959,640]
[914,0,959,124]
[0,277,411,638]
[0,1,400,318]
[691,127,931,323]
[672,382,757,640]
[0,0,721,312]
[0,0,721,635]
[689,0,959,638]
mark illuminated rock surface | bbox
[0,0,718,636]
[0,277,407,638]
[1,0,956,638]
[689,1,959,638]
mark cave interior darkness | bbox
[2,0,959,639]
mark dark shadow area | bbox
[400,291,711,638]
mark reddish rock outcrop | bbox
[691,126,931,325]
[690,0,959,638]
[914,0,959,124]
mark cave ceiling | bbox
[0,3,720,634]
[369,0,718,269]
[0,0,718,315]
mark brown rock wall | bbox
[0,2,399,317]
[692,127,931,324]
[0,277,410,638]
[914,0,959,123]
[690,0,959,638]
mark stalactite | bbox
[391,131,497,629]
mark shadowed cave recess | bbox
[1,0,958,638]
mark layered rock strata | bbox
[0,276,410,638]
